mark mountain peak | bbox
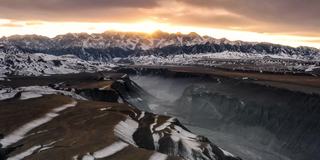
[188,32,200,38]
[150,30,170,38]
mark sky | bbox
[0,0,320,48]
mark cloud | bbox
[0,0,159,21]
[177,0,320,35]
[0,0,159,10]
[306,39,320,43]
[0,23,23,27]
[0,0,319,37]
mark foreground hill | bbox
[0,73,241,160]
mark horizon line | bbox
[1,29,319,50]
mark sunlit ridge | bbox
[0,19,320,48]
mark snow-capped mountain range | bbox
[0,31,320,76]
[1,31,320,61]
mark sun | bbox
[109,20,171,33]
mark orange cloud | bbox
[0,0,319,48]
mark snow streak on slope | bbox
[0,101,77,147]
[114,117,139,146]
[7,145,42,160]
[7,141,58,160]
[79,141,129,160]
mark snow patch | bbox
[93,141,129,158]
[138,111,145,121]
[305,65,320,72]
[81,154,94,160]
[155,118,176,131]
[148,152,168,160]
[79,141,129,160]
[99,108,107,111]
[149,104,160,111]
[117,97,124,103]
[219,147,235,157]
[0,86,87,101]
[114,117,139,146]
[7,145,41,160]
[150,115,158,132]
[20,92,43,100]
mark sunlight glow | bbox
[0,19,320,48]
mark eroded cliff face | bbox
[123,68,320,160]
[174,81,320,160]
[0,72,241,160]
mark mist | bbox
[131,74,320,160]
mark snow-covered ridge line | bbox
[1,30,319,76]
[129,51,320,73]
[0,31,221,51]
[1,31,319,51]
[1,31,319,63]
[131,51,320,62]
[0,52,114,76]
[0,86,87,101]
